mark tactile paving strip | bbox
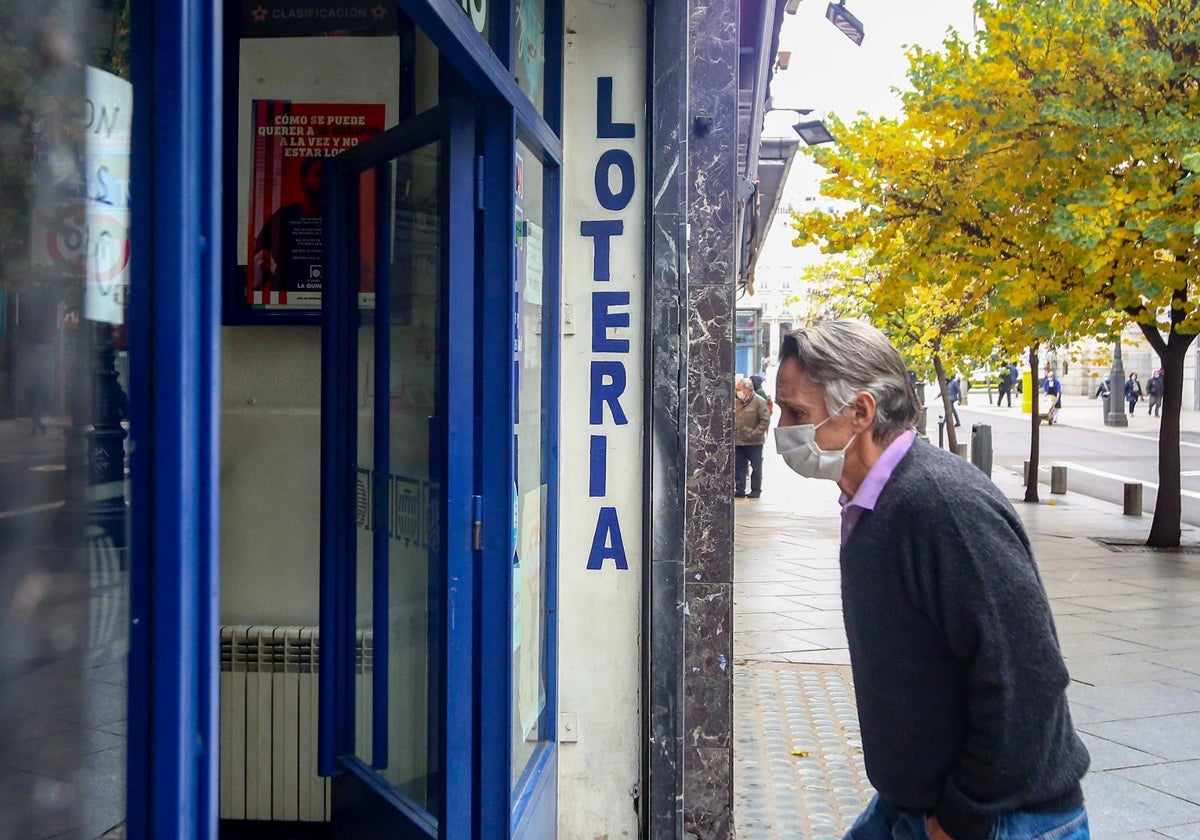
[734,663,874,839]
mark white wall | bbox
[221,36,403,626]
[220,326,323,624]
[559,0,647,834]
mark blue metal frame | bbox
[506,135,562,836]
[321,102,477,838]
[316,0,565,832]
[127,1,222,837]
[396,0,562,167]
[441,103,479,840]
[372,162,395,770]
[509,0,564,825]
[319,132,358,778]
[476,105,516,837]
[464,0,563,829]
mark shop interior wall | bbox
[220,35,441,627]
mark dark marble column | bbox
[648,0,739,834]
[683,0,739,834]
[645,0,689,831]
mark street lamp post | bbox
[825,1,865,45]
[1105,338,1128,427]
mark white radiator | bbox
[219,625,373,822]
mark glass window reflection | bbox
[512,141,551,789]
[513,0,545,114]
[0,3,132,837]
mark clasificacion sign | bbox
[583,76,636,572]
[457,0,487,33]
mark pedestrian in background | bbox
[940,374,961,427]
[734,378,770,499]
[1042,369,1062,425]
[1095,376,1112,418]
[750,374,773,416]
[25,378,47,437]
[1146,369,1164,417]
[772,320,1090,840]
[1125,372,1143,415]
[997,366,1013,408]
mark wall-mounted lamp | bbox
[826,1,865,45]
[794,119,835,145]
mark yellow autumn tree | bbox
[909,0,1200,544]
[792,100,1096,497]
[794,0,1200,534]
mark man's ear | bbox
[850,391,877,432]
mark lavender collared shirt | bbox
[839,429,916,545]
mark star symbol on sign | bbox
[372,5,387,19]
[251,6,268,22]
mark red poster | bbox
[247,100,385,308]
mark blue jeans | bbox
[844,794,1089,840]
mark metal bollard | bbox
[970,423,992,477]
[1123,483,1143,516]
[1050,465,1068,494]
[938,417,945,449]
[1023,460,1030,483]
[953,443,968,458]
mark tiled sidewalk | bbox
[734,440,1200,839]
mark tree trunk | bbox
[1025,346,1040,503]
[1142,326,1196,548]
[932,355,958,451]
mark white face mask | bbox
[774,408,857,482]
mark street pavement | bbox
[733,414,1200,839]
[935,392,1200,525]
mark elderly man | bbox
[734,377,771,498]
[773,321,1089,840]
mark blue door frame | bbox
[123,0,562,833]
[396,0,564,832]
[127,2,222,838]
[321,102,478,839]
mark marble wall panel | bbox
[680,0,739,832]
[646,0,693,830]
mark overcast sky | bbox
[762,0,977,136]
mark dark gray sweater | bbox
[841,439,1089,840]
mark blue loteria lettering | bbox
[587,506,628,570]
[592,291,631,354]
[594,149,635,212]
[584,75,637,573]
[579,219,623,281]
[596,77,636,139]
[589,361,629,425]
[589,435,607,497]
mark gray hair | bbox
[779,320,921,443]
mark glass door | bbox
[320,102,476,840]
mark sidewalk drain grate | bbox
[735,663,873,839]
[1091,538,1200,555]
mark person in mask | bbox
[773,320,1089,840]
[734,377,771,498]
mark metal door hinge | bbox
[471,495,483,550]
